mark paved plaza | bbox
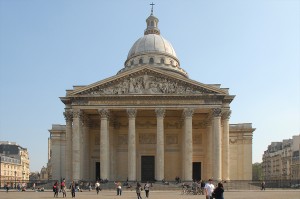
[0,189,299,199]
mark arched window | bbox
[160,58,165,64]
[149,58,154,64]
[139,58,143,64]
[170,60,174,65]
[130,60,134,66]
[151,21,154,27]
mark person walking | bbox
[53,181,59,198]
[212,182,224,199]
[95,181,101,194]
[204,179,215,199]
[144,182,150,198]
[136,182,143,199]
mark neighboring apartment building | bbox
[262,135,300,180]
[0,141,30,186]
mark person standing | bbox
[144,182,150,198]
[53,181,59,198]
[212,182,224,199]
[136,183,142,199]
[61,179,66,198]
[204,179,215,199]
[261,181,266,190]
[114,181,122,196]
[71,181,76,198]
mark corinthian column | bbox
[222,110,231,181]
[72,109,82,181]
[81,113,90,180]
[98,109,110,180]
[155,108,165,181]
[63,110,73,183]
[183,108,194,181]
[206,118,213,180]
[212,108,222,181]
[127,108,137,181]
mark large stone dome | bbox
[118,13,188,78]
[127,34,177,60]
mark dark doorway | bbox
[192,162,201,181]
[96,162,100,180]
[141,156,155,182]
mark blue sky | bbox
[0,0,299,172]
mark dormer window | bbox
[149,58,154,64]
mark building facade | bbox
[0,142,30,187]
[262,135,300,180]
[47,12,255,183]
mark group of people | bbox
[204,179,224,199]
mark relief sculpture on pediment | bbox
[80,74,216,96]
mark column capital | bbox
[155,108,166,118]
[63,110,73,122]
[222,110,231,120]
[81,113,90,127]
[127,108,137,118]
[73,109,82,119]
[212,108,222,117]
[182,108,194,118]
[98,108,110,118]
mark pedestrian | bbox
[71,181,76,198]
[53,181,59,198]
[61,179,66,198]
[204,179,215,199]
[114,181,122,196]
[136,182,142,199]
[212,182,224,199]
[261,181,266,190]
[144,181,150,198]
[32,183,36,191]
[95,181,101,194]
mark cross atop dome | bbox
[150,2,155,15]
[144,3,160,35]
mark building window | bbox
[139,58,143,64]
[130,60,134,66]
[149,58,154,64]
[160,58,164,64]
[170,60,173,65]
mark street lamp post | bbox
[14,171,16,189]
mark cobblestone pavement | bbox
[0,189,299,199]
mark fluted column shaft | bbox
[155,108,165,181]
[81,114,90,180]
[222,110,231,180]
[64,110,73,183]
[127,109,137,181]
[183,108,194,181]
[72,110,82,181]
[212,108,222,181]
[98,109,109,180]
[206,123,213,179]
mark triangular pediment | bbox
[68,66,227,97]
